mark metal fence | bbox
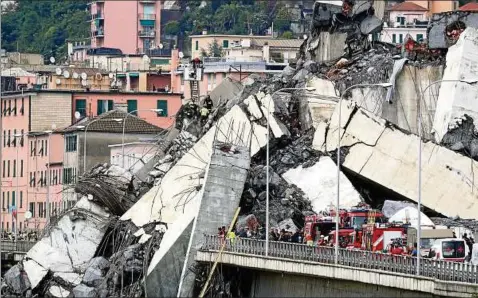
[202,235,478,284]
[1,240,36,253]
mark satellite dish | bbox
[74,111,81,120]
[63,70,70,78]
[55,68,62,75]
[81,72,87,80]
[108,73,114,79]
[55,78,61,85]
[159,43,164,49]
[179,52,184,58]
[25,211,32,219]
[50,57,56,64]
[72,72,79,79]
[81,79,87,86]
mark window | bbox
[40,140,44,156]
[20,129,24,147]
[127,100,138,115]
[2,160,4,178]
[40,171,44,187]
[396,16,405,25]
[7,192,9,209]
[195,40,199,51]
[38,202,44,218]
[21,97,24,115]
[8,100,11,116]
[442,240,466,258]
[12,129,16,147]
[3,130,5,147]
[157,100,168,117]
[19,191,22,208]
[7,160,10,177]
[45,139,48,156]
[20,160,23,177]
[63,167,76,185]
[392,34,396,43]
[76,99,87,118]
[29,202,35,217]
[7,130,10,147]
[65,135,77,152]
[2,192,4,210]
[399,34,403,43]
[416,34,424,41]
[13,98,17,116]
[30,140,35,156]
[223,40,229,48]
[97,99,114,115]
[13,160,16,177]
[11,191,15,207]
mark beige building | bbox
[408,0,459,15]
[190,34,303,63]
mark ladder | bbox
[190,80,199,103]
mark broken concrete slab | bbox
[178,142,251,297]
[48,285,70,298]
[82,267,103,287]
[303,78,338,130]
[53,272,82,287]
[72,284,97,298]
[433,27,478,143]
[428,11,478,49]
[321,102,478,219]
[381,200,416,218]
[22,260,47,289]
[244,95,263,120]
[23,196,111,291]
[121,105,268,227]
[3,264,31,295]
[282,156,362,212]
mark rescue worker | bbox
[226,226,236,245]
[204,95,214,110]
[200,106,210,125]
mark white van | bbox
[428,238,469,262]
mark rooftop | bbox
[62,110,164,134]
[388,1,428,11]
[190,34,273,39]
[459,2,478,11]
[251,38,304,49]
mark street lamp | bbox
[121,109,162,168]
[81,118,123,174]
[415,78,478,275]
[265,86,316,257]
[335,83,392,265]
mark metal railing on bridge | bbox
[1,240,36,253]
[202,235,478,285]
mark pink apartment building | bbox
[1,91,71,232]
[90,0,162,55]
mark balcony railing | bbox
[137,48,172,57]
[139,13,155,20]
[92,30,104,37]
[91,12,104,20]
[139,30,156,38]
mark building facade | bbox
[71,90,182,129]
[89,0,162,55]
[109,142,159,174]
[381,1,429,44]
[1,91,72,232]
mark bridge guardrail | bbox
[201,235,478,284]
[1,240,36,253]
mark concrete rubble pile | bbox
[1,164,163,298]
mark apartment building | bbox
[71,90,182,129]
[381,1,429,44]
[1,91,72,232]
[89,0,162,55]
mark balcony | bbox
[139,30,156,38]
[91,12,104,21]
[92,30,104,38]
[139,14,156,20]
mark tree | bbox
[164,21,180,36]
[273,5,292,35]
[281,31,294,39]
[208,39,224,57]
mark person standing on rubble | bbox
[200,106,209,125]
[204,95,213,110]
